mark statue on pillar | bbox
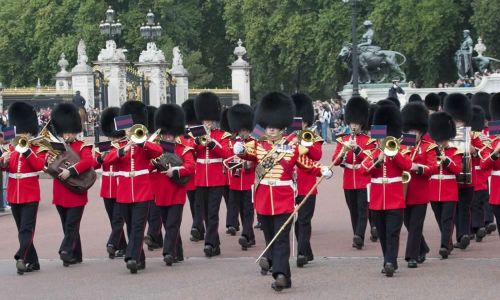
[77,40,89,66]
[455,30,474,79]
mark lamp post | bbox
[342,0,361,97]
[140,10,162,41]
[99,6,122,40]
[0,82,3,113]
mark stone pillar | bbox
[94,40,128,107]
[55,53,72,92]
[229,39,251,105]
[136,42,168,107]
[71,40,94,109]
[170,46,189,105]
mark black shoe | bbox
[384,263,395,277]
[439,247,449,259]
[416,255,426,264]
[407,259,418,268]
[137,261,146,270]
[115,249,125,258]
[307,255,314,262]
[16,259,27,275]
[190,228,203,242]
[352,235,364,250]
[60,251,76,267]
[259,257,270,275]
[254,222,261,229]
[370,227,378,242]
[458,235,470,249]
[174,256,184,263]
[203,245,221,257]
[163,254,174,266]
[271,274,291,292]
[296,255,308,268]
[239,236,250,250]
[126,260,138,274]
[144,235,161,251]
[26,262,40,272]
[486,223,497,234]
[476,227,486,242]
[226,226,237,236]
[107,244,116,259]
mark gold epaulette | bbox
[80,142,93,150]
[366,137,377,145]
[473,131,482,139]
[221,132,232,139]
[401,148,412,155]
[363,149,374,159]
[425,141,438,152]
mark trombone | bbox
[298,126,317,147]
[127,124,148,144]
[381,136,400,157]
[12,135,44,154]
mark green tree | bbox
[471,0,500,62]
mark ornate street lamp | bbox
[99,6,122,40]
[140,10,162,41]
[342,0,362,97]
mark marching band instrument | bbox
[450,126,472,184]
[127,124,148,144]
[147,129,161,143]
[298,127,316,147]
[382,136,400,157]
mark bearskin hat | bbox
[182,98,199,125]
[255,92,295,130]
[345,96,369,125]
[386,97,401,108]
[194,92,221,121]
[100,107,124,138]
[472,92,491,120]
[146,105,157,133]
[120,101,148,126]
[228,104,254,133]
[443,93,472,124]
[155,104,185,136]
[8,102,38,136]
[429,112,456,142]
[402,102,429,134]
[372,104,402,138]
[491,93,500,121]
[219,108,231,132]
[438,92,448,108]
[471,105,485,132]
[378,98,399,108]
[291,93,314,126]
[51,102,82,134]
[408,94,423,102]
[424,93,441,112]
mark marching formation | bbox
[3,90,500,291]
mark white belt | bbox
[475,166,481,170]
[8,172,39,179]
[197,158,223,164]
[492,170,500,176]
[260,179,294,187]
[343,163,361,170]
[115,169,149,177]
[101,171,117,177]
[431,174,456,180]
[371,177,402,184]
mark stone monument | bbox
[170,46,189,105]
[229,39,251,105]
[71,40,94,108]
[136,42,168,107]
[95,39,128,107]
[55,53,72,92]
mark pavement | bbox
[1,144,500,299]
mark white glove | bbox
[321,166,333,179]
[233,141,245,155]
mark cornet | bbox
[382,136,400,157]
[127,124,148,144]
[298,126,317,147]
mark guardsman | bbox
[226,104,256,250]
[49,103,94,267]
[103,101,163,273]
[233,92,333,291]
[94,107,127,259]
[332,96,375,250]
[400,102,437,267]
[361,104,412,277]
[151,104,195,266]
[192,92,232,257]
[1,102,45,274]
[428,112,462,259]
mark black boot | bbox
[16,259,27,275]
[352,235,364,250]
[296,255,308,268]
[407,259,418,268]
[271,274,291,292]
[384,263,395,277]
[259,257,270,275]
[475,227,486,242]
[163,254,174,266]
[126,260,138,274]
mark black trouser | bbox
[11,203,39,263]
[159,204,183,258]
[193,188,205,237]
[431,201,456,250]
[196,186,224,247]
[56,205,85,261]
[484,201,495,225]
[456,187,473,240]
[260,213,292,279]
[103,198,127,250]
[118,201,151,263]
[187,190,196,228]
[223,186,237,229]
[146,200,163,246]
[371,209,403,269]
[404,204,429,261]
[344,189,368,240]
[471,190,488,232]
[228,189,255,240]
[491,205,500,237]
[294,195,316,259]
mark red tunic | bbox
[180,135,197,192]
[94,148,120,199]
[332,134,376,189]
[401,140,438,205]
[473,131,492,191]
[227,137,256,191]
[104,141,163,204]
[193,129,232,187]
[52,140,94,208]
[361,148,412,210]
[480,138,500,204]
[2,145,45,204]
[239,136,322,216]
[429,147,462,202]
[151,141,196,206]
[296,138,323,196]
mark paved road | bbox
[1,144,499,299]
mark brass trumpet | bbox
[12,135,30,153]
[382,136,400,157]
[127,124,148,144]
[298,129,315,147]
[199,136,209,146]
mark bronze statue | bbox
[455,30,474,79]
